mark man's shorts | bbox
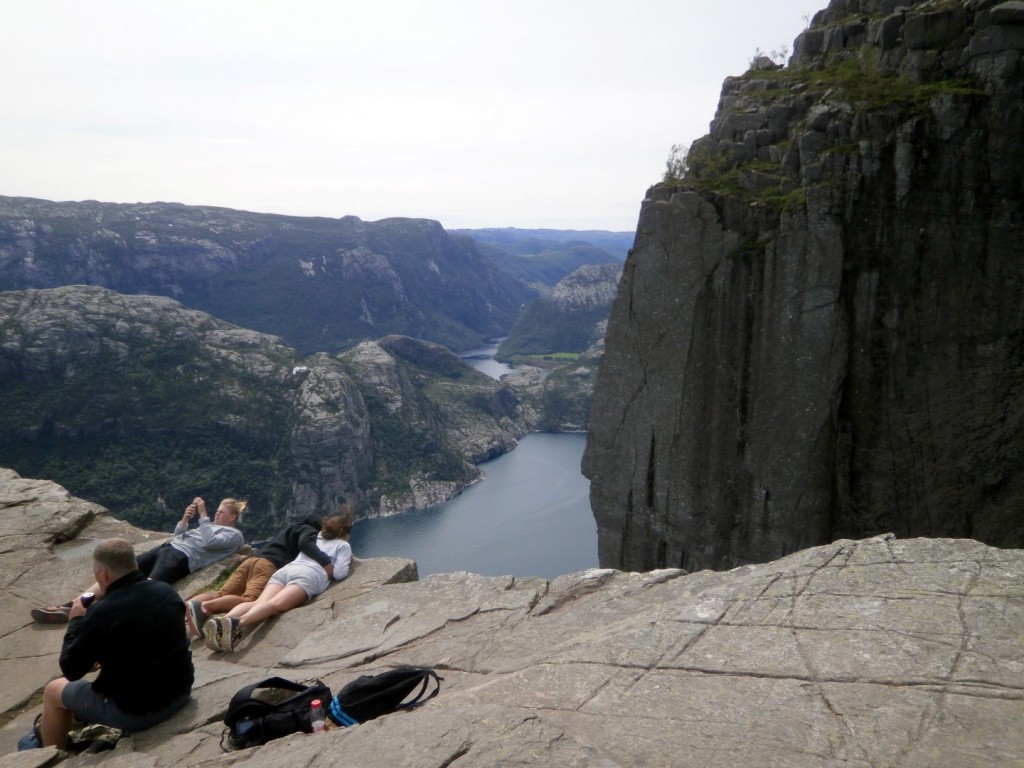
[61,680,190,733]
[215,556,277,602]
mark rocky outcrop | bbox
[493,264,621,432]
[339,336,527,516]
[585,0,1024,572]
[0,197,536,354]
[498,263,622,359]
[2,473,1022,766]
[503,335,606,432]
[0,287,528,534]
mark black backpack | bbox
[327,666,442,727]
[222,676,332,750]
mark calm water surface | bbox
[351,432,598,579]
[459,341,516,379]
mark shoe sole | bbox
[185,601,205,639]
[203,618,223,651]
[31,608,70,624]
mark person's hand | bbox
[323,563,334,579]
[181,503,197,526]
[68,596,88,619]
[194,497,208,520]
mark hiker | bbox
[205,510,352,652]
[25,538,194,750]
[32,496,246,624]
[184,514,336,640]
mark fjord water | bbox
[350,436,598,581]
[350,433,598,579]
[350,344,599,578]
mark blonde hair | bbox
[220,498,248,519]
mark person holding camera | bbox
[22,538,194,750]
[31,497,246,624]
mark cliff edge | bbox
[1,470,1022,765]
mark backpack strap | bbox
[327,670,442,727]
[398,670,443,710]
[328,698,360,728]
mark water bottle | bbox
[310,699,326,733]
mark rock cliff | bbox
[498,263,622,359]
[1,472,1022,766]
[0,287,526,533]
[0,197,536,354]
[585,0,1024,571]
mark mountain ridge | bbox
[0,195,536,355]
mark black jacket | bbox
[60,570,194,715]
[256,515,332,569]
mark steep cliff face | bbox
[584,0,1024,571]
[0,198,536,354]
[0,287,527,533]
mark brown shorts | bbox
[215,556,277,602]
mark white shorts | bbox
[268,562,327,598]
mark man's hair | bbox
[93,538,138,576]
[321,504,353,540]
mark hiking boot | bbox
[222,617,244,652]
[184,599,206,639]
[203,618,224,651]
[31,602,72,624]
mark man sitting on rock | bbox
[29,538,194,750]
[32,496,246,624]
[183,514,334,640]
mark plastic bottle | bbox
[310,699,326,733]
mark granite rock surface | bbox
[1,470,1021,766]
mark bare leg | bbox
[224,599,259,619]
[41,678,73,749]
[224,581,284,619]
[238,585,308,629]
[200,594,249,615]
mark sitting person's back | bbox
[29,538,194,750]
[63,569,194,714]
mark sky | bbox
[3,1,814,232]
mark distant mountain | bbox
[0,286,527,535]
[453,227,632,291]
[497,263,622,359]
[0,196,536,355]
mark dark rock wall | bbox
[584,0,1024,571]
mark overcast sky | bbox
[3,1,814,231]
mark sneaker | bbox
[204,618,224,651]
[31,603,72,624]
[184,599,206,640]
[222,617,243,652]
[16,714,42,751]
